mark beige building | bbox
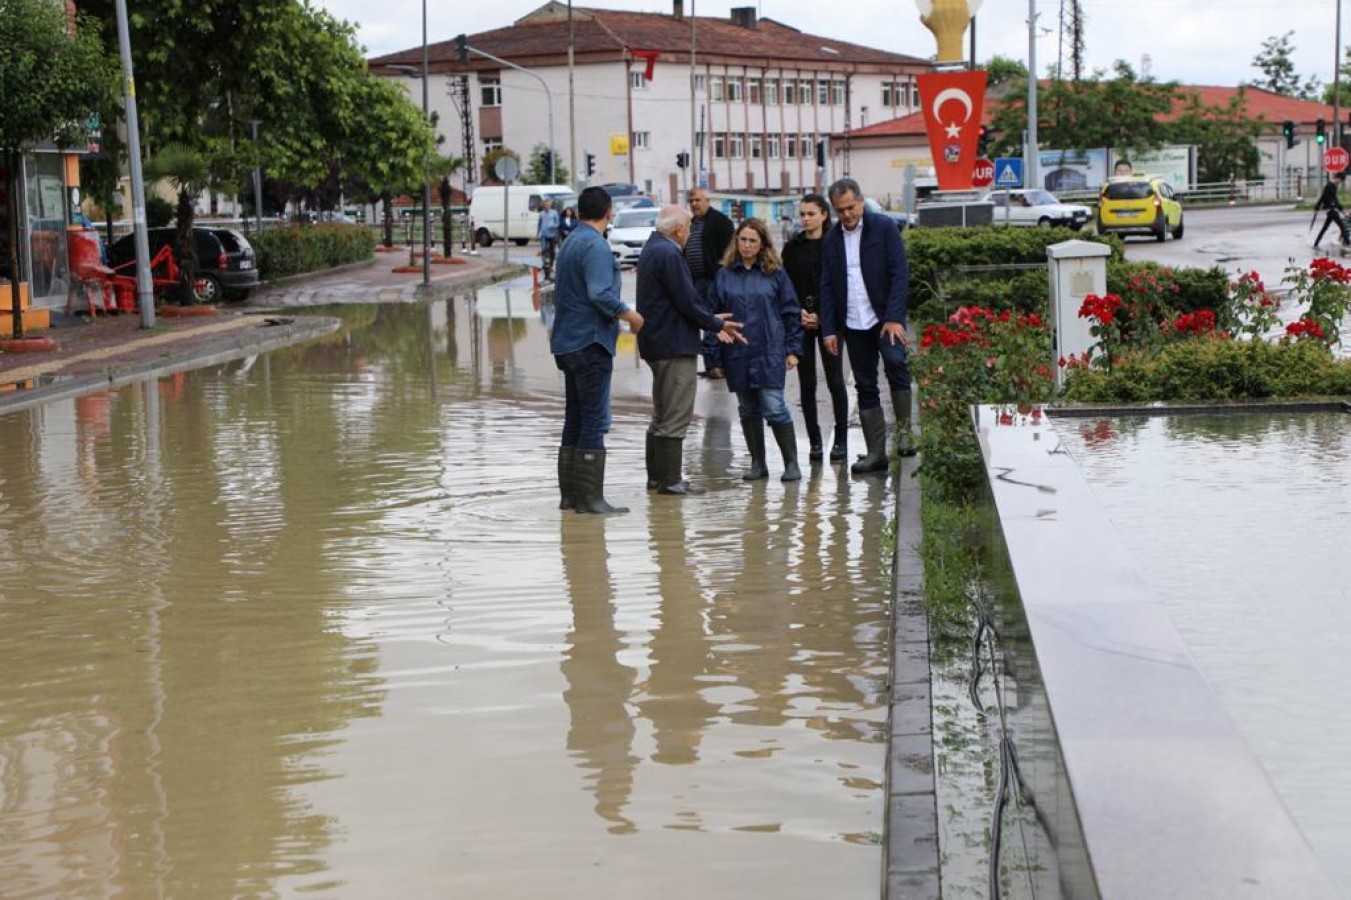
[371,1,932,203]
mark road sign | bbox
[493,155,519,183]
[972,157,995,189]
[994,157,1024,188]
[1324,147,1349,173]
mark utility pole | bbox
[1025,0,1040,191]
[113,0,154,328]
[568,1,578,190]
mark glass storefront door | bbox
[23,153,70,306]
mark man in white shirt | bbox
[818,177,913,473]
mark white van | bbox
[470,184,576,247]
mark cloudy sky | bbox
[314,0,1346,90]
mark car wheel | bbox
[1037,217,1053,228]
[1172,217,1184,240]
[475,228,494,248]
[193,274,222,304]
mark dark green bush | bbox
[1107,260,1229,317]
[905,226,1122,322]
[932,269,1049,319]
[147,196,174,228]
[1062,338,1351,403]
[251,224,375,280]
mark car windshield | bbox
[1026,190,1058,205]
[1104,181,1154,200]
[614,209,657,229]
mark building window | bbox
[748,78,762,104]
[765,78,779,105]
[694,74,706,93]
[785,135,797,158]
[783,80,796,105]
[630,70,648,90]
[711,76,724,102]
[817,79,830,105]
[910,82,922,106]
[882,81,902,107]
[483,138,503,153]
[750,135,763,159]
[800,137,813,158]
[831,80,845,106]
[799,79,813,104]
[713,133,727,159]
[729,134,744,158]
[727,78,743,103]
[767,135,780,159]
[632,131,650,149]
[480,77,501,107]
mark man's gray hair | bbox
[656,205,691,235]
[827,177,862,202]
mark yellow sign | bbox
[609,133,630,156]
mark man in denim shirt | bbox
[551,186,645,515]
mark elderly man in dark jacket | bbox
[819,177,913,474]
[638,205,744,495]
[683,187,736,377]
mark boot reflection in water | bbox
[560,519,638,834]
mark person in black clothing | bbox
[683,187,735,377]
[637,205,745,495]
[1314,172,1349,250]
[782,194,849,463]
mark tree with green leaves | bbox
[0,0,118,337]
[1167,89,1265,183]
[524,143,570,186]
[1251,31,1322,99]
[144,144,211,304]
[983,55,1029,91]
[481,148,521,186]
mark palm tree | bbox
[145,144,210,305]
[430,155,466,258]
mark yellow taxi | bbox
[1096,175,1184,241]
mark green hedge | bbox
[905,226,1123,323]
[1062,338,1351,403]
[251,224,376,280]
[1106,260,1230,317]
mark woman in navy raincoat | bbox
[711,218,804,482]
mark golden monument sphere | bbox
[914,0,985,64]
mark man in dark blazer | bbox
[682,187,735,377]
[638,205,745,494]
[819,177,913,474]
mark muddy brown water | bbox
[0,290,893,898]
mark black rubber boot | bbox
[805,422,823,461]
[573,449,629,515]
[558,446,576,510]
[851,407,889,474]
[890,389,917,458]
[740,418,769,481]
[654,436,705,495]
[829,424,848,462]
[645,431,657,491]
[770,421,802,482]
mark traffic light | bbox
[814,140,826,168]
[675,151,689,169]
[455,34,469,65]
[585,153,596,178]
[977,123,991,156]
[1283,120,1297,149]
[1317,118,1328,145]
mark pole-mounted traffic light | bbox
[455,34,469,65]
[977,123,992,156]
[1283,120,1297,150]
[814,140,826,168]
[1317,118,1328,145]
[585,153,596,178]
[676,151,689,169]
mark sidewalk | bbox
[0,250,522,413]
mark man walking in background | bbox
[537,198,561,280]
[1313,172,1349,251]
[819,177,914,474]
[551,187,644,514]
[637,206,745,495]
[682,187,735,377]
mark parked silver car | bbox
[982,188,1090,230]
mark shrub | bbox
[251,224,375,280]
[1107,260,1229,318]
[147,196,174,228]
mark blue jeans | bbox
[735,387,791,425]
[844,324,911,411]
[695,277,723,373]
[556,343,614,450]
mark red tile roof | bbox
[839,83,1345,138]
[371,2,929,71]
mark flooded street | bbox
[0,285,895,898]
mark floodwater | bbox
[0,286,894,899]
[1057,409,1351,886]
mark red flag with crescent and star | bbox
[917,70,989,191]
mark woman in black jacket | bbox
[781,194,849,462]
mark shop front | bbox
[1,148,81,320]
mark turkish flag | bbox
[917,70,989,191]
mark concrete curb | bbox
[0,315,341,417]
[883,452,941,899]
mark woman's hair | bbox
[800,193,831,219]
[721,218,781,274]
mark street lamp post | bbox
[419,0,431,288]
[464,43,556,185]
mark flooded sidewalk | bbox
[0,284,900,898]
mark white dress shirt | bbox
[842,222,878,331]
